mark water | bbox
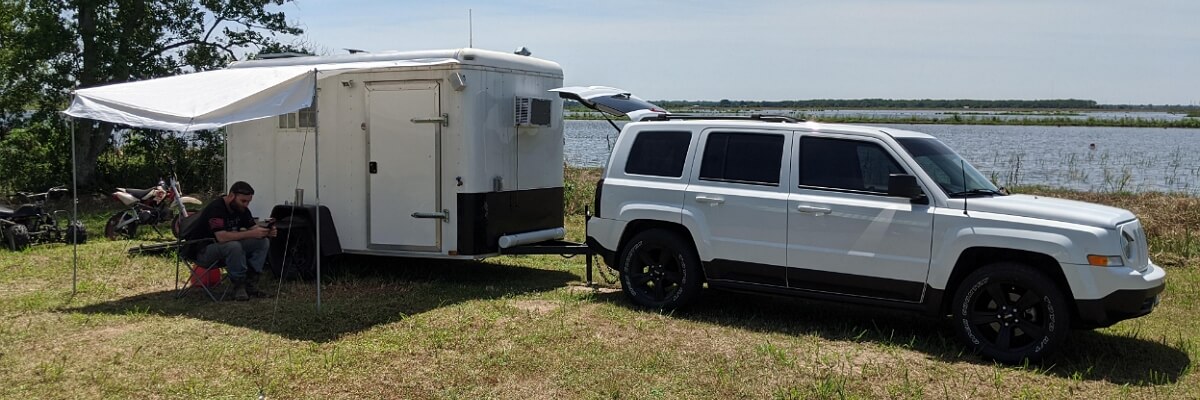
[564,120,1200,194]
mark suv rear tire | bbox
[952,262,1070,364]
[618,229,703,310]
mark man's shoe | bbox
[245,272,273,299]
[245,283,273,299]
[231,282,249,301]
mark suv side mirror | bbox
[888,174,927,204]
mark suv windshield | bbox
[895,137,1002,197]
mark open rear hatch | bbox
[550,86,668,121]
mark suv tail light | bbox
[593,178,604,218]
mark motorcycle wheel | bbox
[6,224,30,251]
[104,211,139,240]
[66,222,88,244]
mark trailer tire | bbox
[6,224,30,251]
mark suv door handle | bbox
[695,195,725,205]
[796,204,832,215]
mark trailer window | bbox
[278,107,316,129]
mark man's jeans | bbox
[195,238,269,281]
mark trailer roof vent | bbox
[515,97,551,127]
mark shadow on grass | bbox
[66,255,575,343]
[588,288,1191,386]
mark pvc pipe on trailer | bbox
[313,68,321,312]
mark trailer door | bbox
[366,81,442,250]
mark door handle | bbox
[695,195,725,205]
[412,209,450,222]
[411,113,449,127]
[796,204,832,215]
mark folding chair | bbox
[175,237,231,301]
[172,213,230,301]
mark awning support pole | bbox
[70,118,78,296]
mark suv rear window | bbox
[698,132,785,186]
[624,131,692,177]
[800,137,904,193]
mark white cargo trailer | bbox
[219,49,569,273]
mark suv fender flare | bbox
[617,220,704,270]
[931,227,1074,289]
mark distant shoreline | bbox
[564,111,1200,128]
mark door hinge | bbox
[411,113,449,127]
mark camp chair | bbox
[173,213,230,301]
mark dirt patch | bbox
[510,300,559,315]
[564,285,621,295]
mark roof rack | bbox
[638,113,803,123]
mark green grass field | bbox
[1,175,1197,399]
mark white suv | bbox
[556,86,1166,363]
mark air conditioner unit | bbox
[515,97,551,127]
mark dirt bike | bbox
[0,186,88,250]
[104,175,202,240]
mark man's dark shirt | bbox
[182,196,255,259]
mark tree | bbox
[0,0,303,188]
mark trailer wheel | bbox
[6,224,30,251]
[618,229,703,310]
[65,222,88,244]
[269,227,321,280]
[104,211,139,240]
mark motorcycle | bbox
[104,175,202,240]
[0,186,88,250]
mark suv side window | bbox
[624,131,692,177]
[698,132,785,186]
[799,137,904,194]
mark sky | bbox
[277,0,1200,105]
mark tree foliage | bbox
[0,0,303,192]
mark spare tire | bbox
[268,226,320,280]
[6,224,30,251]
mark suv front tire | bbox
[952,262,1070,363]
[618,229,703,310]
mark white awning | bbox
[63,58,459,131]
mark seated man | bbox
[186,181,276,301]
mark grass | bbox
[1,169,1198,398]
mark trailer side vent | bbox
[515,97,552,127]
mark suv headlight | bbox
[1121,230,1136,260]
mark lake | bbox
[564,120,1200,194]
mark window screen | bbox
[800,137,904,193]
[698,132,785,185]
[623,131,692,177]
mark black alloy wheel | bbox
[618,229,702,310]
[952,262,1069,364]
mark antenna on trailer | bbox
[468,9,473,48]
